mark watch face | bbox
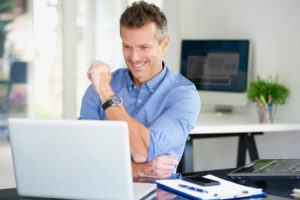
[111,94,122,105]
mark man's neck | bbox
[130,66,164,90]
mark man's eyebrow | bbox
[122,43,130,47]
[122,43,152,47]
[140,43,151,46]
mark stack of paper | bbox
[156,174,266,200]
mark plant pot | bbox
[256,104,273,123]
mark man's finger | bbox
[166,155,179,161]
[157,155,179,165]
[152,158,177,172]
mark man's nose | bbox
[131,49,141,62]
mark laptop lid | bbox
[228,159,300,180]
[8,118,155,200]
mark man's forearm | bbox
[132,160,144,178]
[131,160,158,178]
[87,61,151,163]
[131,155,179,178]
[105,104,150,163]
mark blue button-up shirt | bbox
[79,63,201,162]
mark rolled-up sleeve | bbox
[78,85,102,120]
[147,86,201,161]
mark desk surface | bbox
[191,112,300,134]
[0,169,297,200]
[184,168,300,199]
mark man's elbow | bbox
[131,149,148,163]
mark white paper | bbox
[156,174,264,200]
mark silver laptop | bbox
[8,118,156,200]
[228,159,300,180]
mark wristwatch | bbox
[102,94,122,111]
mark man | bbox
[79,1,200,178]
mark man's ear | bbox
[161,35,170,53]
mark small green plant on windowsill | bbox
[247,75,290,123]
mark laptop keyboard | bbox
[257,159,300,174]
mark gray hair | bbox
[120,1,168,43]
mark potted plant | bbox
[247,75,290,123]
[0,0,14,57]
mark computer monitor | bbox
[180,40,250,112]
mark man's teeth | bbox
[134,62,145,67]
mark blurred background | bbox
[0,0,154,140]
[0,0,300,172]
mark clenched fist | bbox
[87,60,114,102]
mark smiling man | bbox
[79,1,200,178]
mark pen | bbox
[255,96,264,107]
[268,94,273,121]
[268,94,272,104]
[259,94,268,108]
[216,193,249,199]
[268,103,272,119]
[178,184,208,193]
[214,190,249,198]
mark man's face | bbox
[121,22,169,86]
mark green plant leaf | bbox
[0,0,14,13]
[0,0,14,34]
[247,75,290,105]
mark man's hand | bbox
[87,60,113,102]
[132,155,179,178]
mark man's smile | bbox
[131,61,147,69]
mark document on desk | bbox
[156,174,266,200]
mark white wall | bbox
[163,0,300,171]
[94,0,126,71]
[161,0,180,73]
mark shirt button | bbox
[129,88,132,91]
[138,99,142,103]
[151,89,155,92]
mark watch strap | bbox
[102,99,113,111]
[102,94,122,111]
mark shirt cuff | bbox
[147,128,163,162]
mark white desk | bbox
[178,113,300,173]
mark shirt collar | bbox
[145,61,167,92]
[126,61,168,92]
[126,70,135,89]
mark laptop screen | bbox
[228,159,300,180]
[233,159,275,173]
